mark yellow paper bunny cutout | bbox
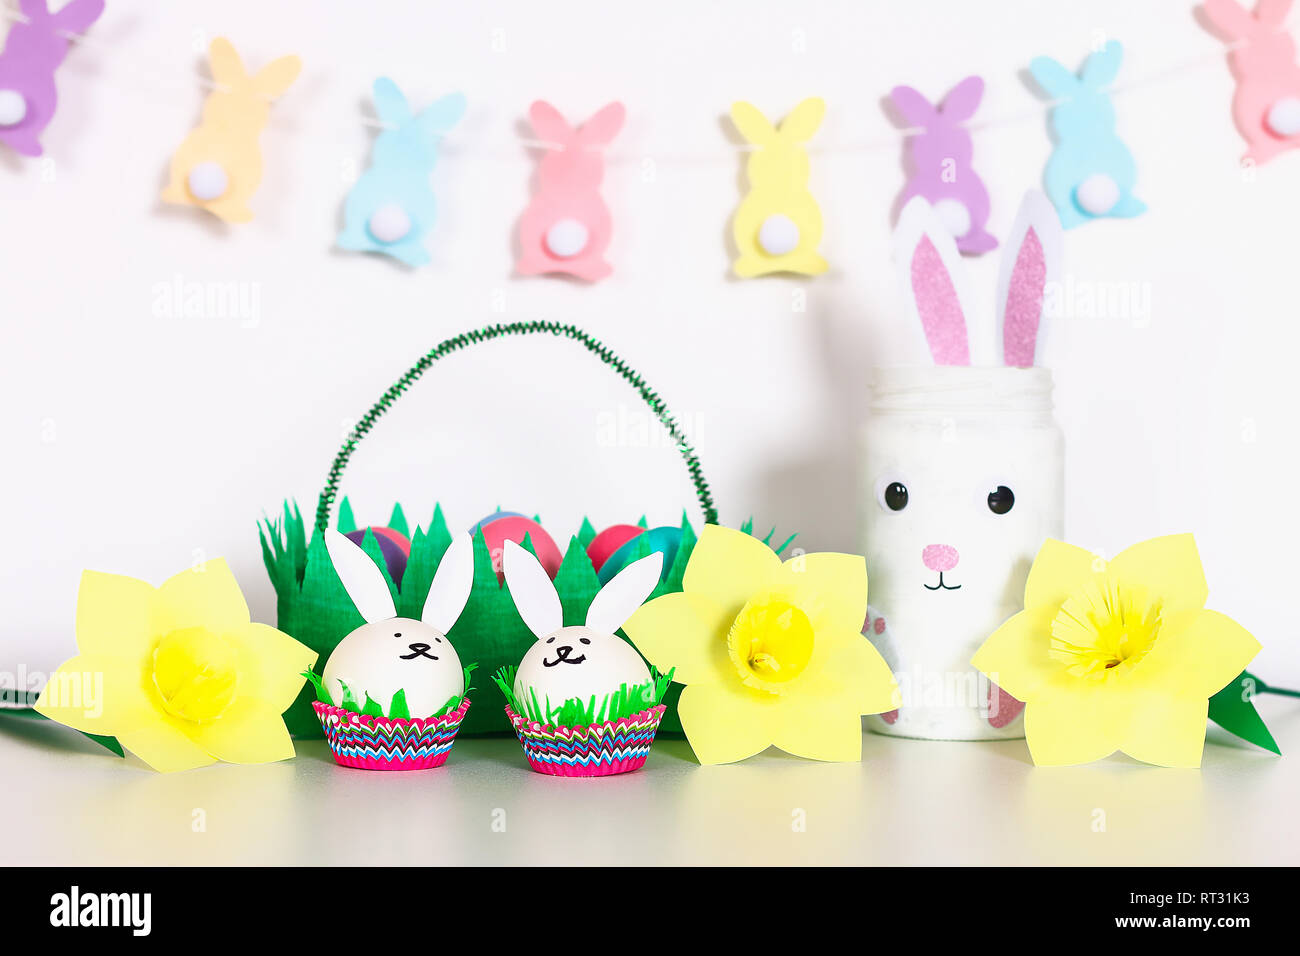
[730,97,828,277]
[162,38,301,223]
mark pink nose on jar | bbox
[922,544,959,572]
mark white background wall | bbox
[4,0,1298,683]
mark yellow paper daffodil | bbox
[35,560,316,773]
[623,525,898,764]
[971,535,1260,768]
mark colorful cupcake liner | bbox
[505,704,666,777]
[314,698,471,771]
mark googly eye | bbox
[987,485,1015,515]
[874,475,910,512]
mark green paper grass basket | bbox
[259,322,719,739]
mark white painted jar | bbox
[861,366,1063,740]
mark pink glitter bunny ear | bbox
[894,196,972,365]
[997,191,1062,368]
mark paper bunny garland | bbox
[1029,41,1146,229]
[894,190,1061,367]
[888,76,997,255]
[730,97,828,277]
[337,78,467,266]
[161,38,301,224]
[515,100,625,282]
[0,0,104,157]
[1201,0,1300,164]
[503,539,661,713]
[321,529,475,719]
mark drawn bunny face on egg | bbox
[503,539,662,714]
[322,530,475,718]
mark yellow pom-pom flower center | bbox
[1049,580,1161,680]
[727,599,814,692]
[152,627,239,722]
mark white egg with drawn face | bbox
[323,529,476,719]
[323,618,464,719]
[513,624,650,712]
[503,540,662,720]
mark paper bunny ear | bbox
[416,92,467,137]
[941,76,984,121]
[889,86,938,127]
[1028,56,1080,99]
[372,77,412,126]
[585,552,663,635]
[730,101,777,145]
[503,540,562,639]
[529,100,572,144]
[1080,41,1124,90]
[575,101,625,146]
[46,0,104,33]
[997,191,1062,368]
[250,55,301,98]
[1257,0,1294,26]
[894,196,972,365]
[1201,0,1257,37]
[325,529,396,624]
[208,38,247,86]
[779,97,825,141]
[421,533,474,633]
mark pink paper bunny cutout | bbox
[516,100,624,282]
[888,76,997,255]
[1201,0,1300,164]
[0,0,104,156]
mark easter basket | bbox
[259,321,720,739]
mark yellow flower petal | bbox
[73,571,160,667]
[767,552,867,635]
[155,558,250,634]
[1024,684,1129,766]
[190,697,295,764]
[683,525,781,617]
[1121,693,1207,768]
[1107,534,1208,614]
[799,631,899,715]
[1142,609,1261,699]
[622,591,732,686]
[771,697,864,762]
[115,719,217,773]
[1024,538,1099,611]
[676,681,777,765]
[225,623,317,712]
[34,654,156,735]
[971,606,1057,702]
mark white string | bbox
[0,4,1277,161]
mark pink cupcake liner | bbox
[314,698,471,771]
[505,704,666,777]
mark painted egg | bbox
[323,619,464,719]
[513,626,651,720]
[369,525,411,556]
[586,524,645,573]
[470,510,525,533]
[479,515,562,580]
[345,527,407,587]
[597,525,682,585]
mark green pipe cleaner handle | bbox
[314,321,719,533]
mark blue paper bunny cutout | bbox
[1029,40,1145,229]
[337,78,467,266]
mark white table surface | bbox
[2,697,1296,866]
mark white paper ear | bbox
[421,533,474,633]
[502,540,562,639]
[325,529,396,624]
[996,191,1062,368]
[894,196,973,366]
[585,551,663,635]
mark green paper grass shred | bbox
[301,665,476,721]
[492,664,675,727]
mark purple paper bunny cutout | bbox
[0,0,105,157]
[889,76,997,255]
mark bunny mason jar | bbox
[861,366,1064,741]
